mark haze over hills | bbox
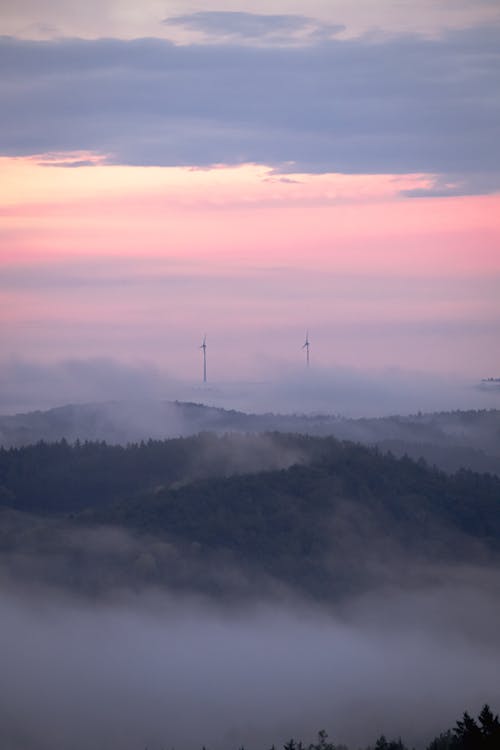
[2,400,500,475]
[3,0,500,745]
[1,426,500,750]
[1,429,499,596]
[1,406,500,748]
[1,376,500,749]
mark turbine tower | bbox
[200,334,207,383]
[302,330,310,366]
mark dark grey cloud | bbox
[162,11,344,43]
[0,25,499,190]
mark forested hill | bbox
[1,433,499,600]
[1,401,499,475]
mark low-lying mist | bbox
[1,563,500,750]
[1,358,499,750]
[1,356,499,417]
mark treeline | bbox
[1,432,500,521]
[0,432,324,513]
[218,706,500,750]
[1,433,500,598]
[1,403,500,477]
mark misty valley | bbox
[3,0,500,746]
[0,402,500,749]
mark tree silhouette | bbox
[478,704,500,749]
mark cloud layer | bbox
[163,11,345,44]
[1,23,499,191]
[1,357,499,417]
[2,578,500,750]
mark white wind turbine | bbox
[302,330,310,366]
[200,334,207,383]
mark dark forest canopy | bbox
[0,432,499,599]
[1,402,500,476]
[1,430,499,749]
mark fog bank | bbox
[1,357,499,417]
[2,576,500,750]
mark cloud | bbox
[164,11,310,37]
[401,171,500,197]
[162,11,344,44]
[3,0,500,42]
[0,25,499,190]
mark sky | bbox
[1,0,500,406]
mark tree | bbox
[454,712,482,749]
[426,731,455,750]
[372,737,408,750]
[308,730,348,750]
[478,704,500,749]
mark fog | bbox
[1,570,500,750]
[1,357,499,418]
[1,356,499,749]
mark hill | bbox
[1,401,500,475]
[1,432,499,600]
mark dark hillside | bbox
[1,433,499,600]
[86,447,500,596]
[0,432,333,514]
[2,402,499,475]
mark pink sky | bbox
[1,5,499,395]
[1,156,499,381]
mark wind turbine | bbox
[200,334,207,383]
[302,330,310,366]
